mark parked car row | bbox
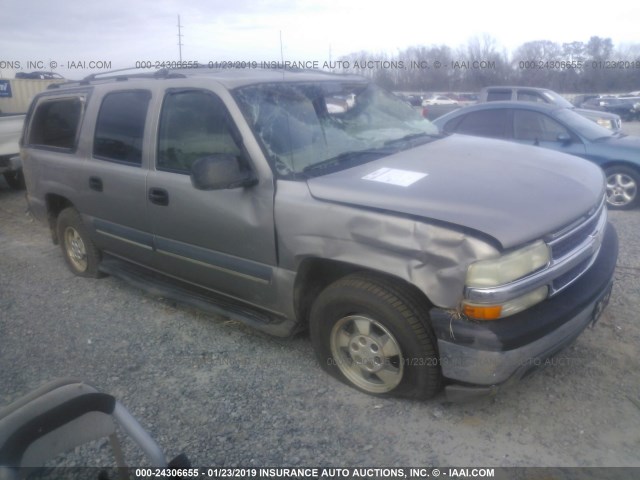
[576,96,640,122]
[397,86,639,131]
[478,86,624,132]
[395,92,478,108]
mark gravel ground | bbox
[1,128,640,469]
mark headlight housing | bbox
[466,240,550,287]
[596,118,613,130]
[463,240,551,320]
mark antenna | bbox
[279,31,284,65]
[280,31,285,79]
[177,15,184,62]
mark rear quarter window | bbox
[517,91,548,103]
[27,97,83,150]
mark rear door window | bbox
[450,110,511,139]
[485,90,512,101]
[93,90,151,165]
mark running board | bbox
[99,255,296,337]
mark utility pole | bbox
[177,15,184,62]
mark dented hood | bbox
[306,134,605,249]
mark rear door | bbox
[80,89,155,266]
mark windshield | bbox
[554,108,615,141]
[233,82,438,176]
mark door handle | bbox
[89,176,103,192]
[148,187,169,206]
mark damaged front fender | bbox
[275,181,499,309]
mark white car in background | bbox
[0,113,26,189]
[421,94,458,106]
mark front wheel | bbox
[605,166,639,210]
[57,208,103,277]
[310,273,442,399]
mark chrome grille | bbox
[615,118,622,131]
[463,195,608,305]
[546,197,607,295]
[548,205,603,260]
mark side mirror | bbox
[190,154,257,190]
[557,133,571,145]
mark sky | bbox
[1,0,639,79]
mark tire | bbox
[56,208,103,277]
[605,165,640,210]
[3,170,25,190]
[310,272,442,399]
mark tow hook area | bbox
[591,282,613,328]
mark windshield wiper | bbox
[302,148,392,175]
[383,132,439,147]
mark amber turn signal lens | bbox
[462,304,502,320]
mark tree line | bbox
[334,35,640,93]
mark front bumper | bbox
[430,222,618,402]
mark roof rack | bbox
[43,65,366,91]
[46,67,186,89]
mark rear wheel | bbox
[310,273,442,399]
[605,166,639,210]
[57,208,103,277]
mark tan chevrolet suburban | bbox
[21,67,617,401]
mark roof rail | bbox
[46,67,186,89]
[82,66,186,82]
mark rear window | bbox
[27,97,83,149]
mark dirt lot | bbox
[1,128,640,469]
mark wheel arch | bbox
[293,257,435,328]
[600,160,640,173]
[45,194,74,244]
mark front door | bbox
[512,109,587,157]
[146,88,279,309]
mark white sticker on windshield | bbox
[362,167,428,187]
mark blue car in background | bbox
[433,101,640,209]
